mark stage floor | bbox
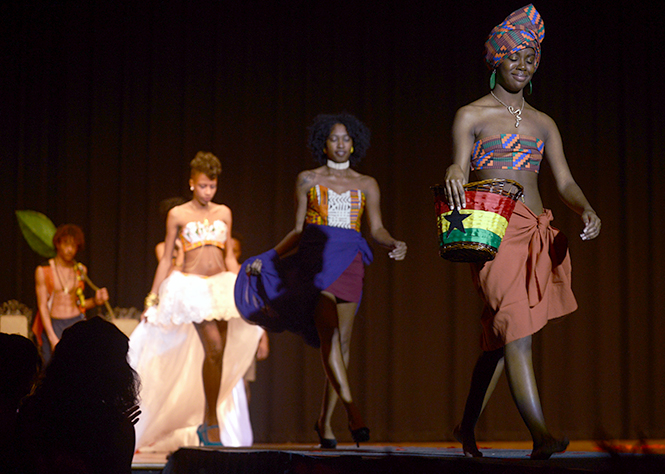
[132,439,665,473]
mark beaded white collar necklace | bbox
[326,159,350,170]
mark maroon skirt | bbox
[324,252,364,303]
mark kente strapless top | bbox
[305,184,365,232]
[471,134,545,173]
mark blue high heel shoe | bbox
[197,424,224,446]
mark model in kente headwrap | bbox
[485,4,545,71]
[443,4,601,460]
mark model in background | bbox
[34,224,109,363]
[130,152,262,450]
[236,114,406,448]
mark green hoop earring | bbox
[489,70,496,90]
[527,81,533,95]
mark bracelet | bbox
[144,292,159,309]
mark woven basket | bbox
[432,179,524,262]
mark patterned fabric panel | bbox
[180,219,227,252]
[471,134,545,173]
[305,184,365,232]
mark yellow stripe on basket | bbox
[437,209,509,238]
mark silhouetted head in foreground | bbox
[15,317,140,474]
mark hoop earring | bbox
[527,81,533,95]
[489,70,496,90]
[350,147,355,154]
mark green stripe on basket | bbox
[440,227,502,250]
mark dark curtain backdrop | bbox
[2,0,663,443]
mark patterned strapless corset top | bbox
[179,219,227,252]
[471,134,545,173]
[305,184,365,232]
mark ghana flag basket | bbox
[431,179,524,263]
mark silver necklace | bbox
[491,91,524,128]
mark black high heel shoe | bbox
[349,426,370,447]
[314,422,337,449]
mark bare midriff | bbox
[474,169,542,215]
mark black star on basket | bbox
[444,207,470,237]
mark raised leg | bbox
[193,319,228,443]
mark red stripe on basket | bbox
[463,191,516,219]
[433,190,518,220]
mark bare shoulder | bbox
[35,265,45,280]
[296,169,321,191]
[527,106,560,142]
[210,202,232,218]
[458,96,495,117]
[453,98,494,134]
[168,202,188,222]
[455,102,483,124]
[358,174,380,194]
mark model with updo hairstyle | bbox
[236,113,406,448]
[130,151,263,449]
[308,113,371,166]
[190,151,222,179]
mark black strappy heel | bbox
[314,422,337,449]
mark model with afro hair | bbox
[236,113,407,449]
[307,113,371,166]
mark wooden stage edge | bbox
[132,439,665,473]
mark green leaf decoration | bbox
[16,210,57,258]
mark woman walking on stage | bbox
[444,4,601,460]
[235,113,406,448]
[131,152,262,449]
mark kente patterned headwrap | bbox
[484,4,545,70]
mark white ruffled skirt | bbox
[129,271,264,451]
[146,271,241,325]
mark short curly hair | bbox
[307,113,371,166]
[53,224,85,252]
[190,151,221,179]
